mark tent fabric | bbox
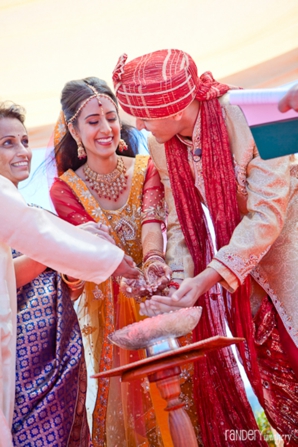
[0,0,297,147]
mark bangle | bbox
[168,280,180,290]
[143,249,165,264]
[143,256,166,270]
[67,281,85,291]
[61,274,85,291]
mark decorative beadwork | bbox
[83,157,127,201]
[67,89,118,124]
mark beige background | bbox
[0,0,297,146]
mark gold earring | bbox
[77,140,87,159]
[118,138,128,152]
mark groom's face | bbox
[135,115,182,144]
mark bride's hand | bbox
[139,268,222,316]
[78,222,115,245]
[143,260,172,291]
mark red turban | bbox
[112,49,200,119]
[112,49,231,119]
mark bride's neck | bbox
[86,154,118,175]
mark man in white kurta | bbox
[0,175,131,446]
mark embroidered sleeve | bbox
[141,158,166,227]
[50,178,94,225]
[147,136,195,279]
[215,151,291,285]
[210,100,293,288]
[208,259,239,292]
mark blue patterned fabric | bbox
[12,260,89,447]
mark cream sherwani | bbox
[0,175,124,446]
[148,93,298,348]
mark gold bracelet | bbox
[61,273,85,290]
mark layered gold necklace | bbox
[83,157,127,201]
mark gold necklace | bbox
[83,157,127,201]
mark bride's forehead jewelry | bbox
[67,85,119,124]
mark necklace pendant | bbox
[83,157,128,202]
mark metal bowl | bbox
[108,307,202,350]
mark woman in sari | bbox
[0,101,96,446]
[49,77,185,447]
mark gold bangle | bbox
[68,283,85,291]
[61,273,85,289]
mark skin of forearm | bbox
[197,267,222,293]
[68,287,84,302]
[141,222,164,258]
[186,267,222,305]
[14,255,47,288]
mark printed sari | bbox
[12,251,89,447]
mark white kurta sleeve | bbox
[0,248,17,436]
[0,175,124,284]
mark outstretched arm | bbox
[13,256,47,289]
[139,267,221,316]
[147,135,195,282]
[278,83,298,112]
[1,175,130,283]
[141,159,171,289]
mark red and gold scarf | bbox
[165,72,265,446]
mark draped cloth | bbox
[12,252,89,447]
[50,156,187,447]
[164,72,267,446]
[253,296,298,446]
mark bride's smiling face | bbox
[74,97,121,161]
[0,117,31,186]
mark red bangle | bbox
[168,281,180,290]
